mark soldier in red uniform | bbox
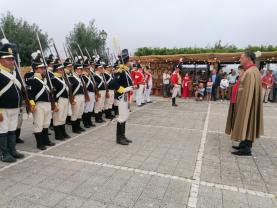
[135,65,145,107]
[171,67,181,106]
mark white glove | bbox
[124,86,133,93]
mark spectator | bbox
[182,73,191,98]
[162,70,171,97]
[272,71,277,103]
[206,78,213,101]
[261,69,274,103]
[195,83,205,101]
[227,69,237,100]
[210,69,220,101]
[220,74,229,101]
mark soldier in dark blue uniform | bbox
[27,53,56,150]
[0,39,24,162]
[51,63,71,140]
[103,65,115,119]
[93,61,106,123]
[110,49,134,145]
[82,57,96,128]
[68,59,86,133]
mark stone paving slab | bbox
[201,132,277,195]
[197,185,277,208]
[0,97,277,208]
[0,155,191,208]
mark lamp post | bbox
[99,30,107,60]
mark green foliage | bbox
[135,40,277,56]
[0,11,49,66]
[66,20,106,60]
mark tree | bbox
[0,11,49,66]
[66,20,107,61]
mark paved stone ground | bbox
[0,97,276,208]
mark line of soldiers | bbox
[130,63,153,107]
[0,38,134,163]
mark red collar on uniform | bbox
[245,64,256,70]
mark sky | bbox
[1,0,277,56]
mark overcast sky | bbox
[1,0,277,56]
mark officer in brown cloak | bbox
[225,51,264,156]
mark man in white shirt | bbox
[162,70,170,97]
[227,69,237,100]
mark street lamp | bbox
[99,30,107,41]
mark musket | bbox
[36,33,58,111]
[67,45,90,102]
[84,48,100,101]
[14,53,32,113]
[63,44,68,58]
[0,26,32,113]
[52,40,75,105]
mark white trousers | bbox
[71,94,85,121]
[0,108,19,134]
[136,84,145,106]
[172,86,179,98]
[104,90,114,110]
[53,97,69,126]
[17,107,24,129]
[67,103,72,116]
[118,94,129,123]
[32,102,52,133]
[262,88,271,102]
[113,98,119,106]
[84,92,95,113]
[94,90,106,113]
[144,85,152,102]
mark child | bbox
[195,83,205,101]
[206,78,213,101]
[220,74,229,101]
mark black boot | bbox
[53,126,65,141]
[72,120,81,134]
[7,131,24,159]
[42,128,56,146]
[122,122,132,143]
[49,119,54,131]
[109,109,115,119]
[61,124,71,139]
[95,112,103,123]
[105,109,111,119]
[83,113,91,128]
[66,116,71,125]
[0,133,16,163]
[15,128,24,143]
[116,122,128,145]
[232,140,247,150]
[88,112,95,127]
[99,112,105,122]
[172,98,178,106]
[113,105,119,116]
[34,132,46,150]
[77,119,86,132]
[232,141,252,156]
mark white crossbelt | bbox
[73,74,81,95]
[105,73,112,84]
[0,69,22,97]
[95,74,103,88]
[34,77,49,101]
[55,77,69,98]
[85,76,93,88]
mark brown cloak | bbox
[225,66,264,142]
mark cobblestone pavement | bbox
[0,97,276,208]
